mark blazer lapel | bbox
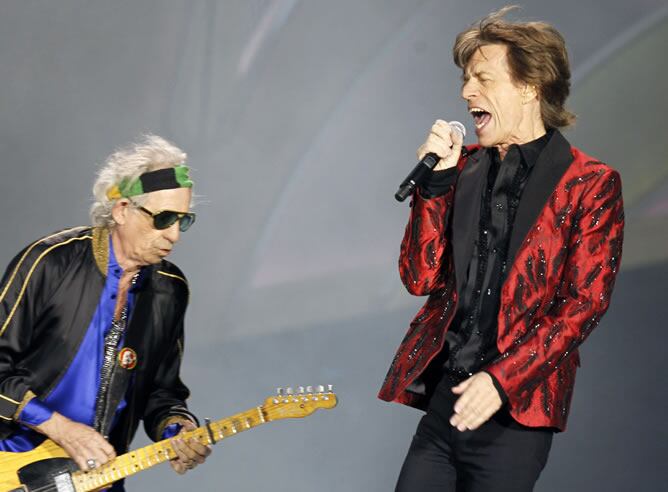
[451,148,490,296]
[506,130,574,267]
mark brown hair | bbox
[453,5,576,128]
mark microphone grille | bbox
[449,121,467,139]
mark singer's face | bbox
[461,44,543,150]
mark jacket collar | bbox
[92,227,110,276]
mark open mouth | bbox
[469,107,492,130]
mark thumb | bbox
[450,123,464,153]
[451,377,472,394]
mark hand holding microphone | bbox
[418,120,465,170]
[395,120,467,202]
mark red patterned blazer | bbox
[378,130,624,430]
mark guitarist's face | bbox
[111,187,193,269]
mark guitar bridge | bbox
[53,472,75,492]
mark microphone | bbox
[394,121,467,202]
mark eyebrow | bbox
[461,70,493,81]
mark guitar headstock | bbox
[263,385,337,420]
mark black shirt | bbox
[421,130,552,398]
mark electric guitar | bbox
[0,385,337,491]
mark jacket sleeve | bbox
[399,168,459,296]
[142,310,198,441]
[0,242,53,422]
[486,169,624,402]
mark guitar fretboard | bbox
[71,406,267,491]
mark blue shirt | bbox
[0,237,137,451]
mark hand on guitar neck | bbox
[32,412,116,471]
[168,419,212,474]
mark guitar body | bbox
[0,439,78,491]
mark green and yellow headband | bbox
[107,165,193,200]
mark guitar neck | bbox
[70,406,267,491]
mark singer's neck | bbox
[494,107,546,160]
[494,127,546,160]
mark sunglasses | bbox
[129,200,196,232]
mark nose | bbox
[162,221,181,244]
[461,78,477,101]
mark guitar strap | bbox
[96,362,133,439]
[93,274,138,439]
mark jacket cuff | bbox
[158,415,188,439]
[1,389,40,422]
[0,393,21,421]
[162,422,183,439]
[419,167,458,198]
[156,410,198,441]
[16,392,54,426]
[483,370,509,405]
[411,186,448,213]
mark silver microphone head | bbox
[449,120,466,139]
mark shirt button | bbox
[111,294,117,300]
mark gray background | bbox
[1,1,666,490]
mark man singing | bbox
[0,135,210,489]
[379,7,624,491]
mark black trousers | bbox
[395,380,553,492]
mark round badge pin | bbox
[118,347,138,370]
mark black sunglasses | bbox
[129,200,196,232]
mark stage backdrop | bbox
[0,1,666,490]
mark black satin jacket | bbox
[0,226,196,453]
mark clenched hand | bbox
[417,119,465,171]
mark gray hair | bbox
[90,135,188,228]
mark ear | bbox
[522,84,539,104]
[111,199,131,226]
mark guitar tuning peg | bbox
[298,386,305,394]
[286,387,294,395]
[306,385,313,393]
[317,385,325,393]
[277,387,284,395]
[327,384,333,392]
